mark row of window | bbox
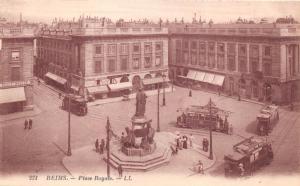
[176,40,271,57]
[38,48,72,68]
[176,51,273,76]
[38,39,72,51]
[94,42,163,56]
[94,55,163,73]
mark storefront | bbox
[142,77,170,90]
[107,82,132,97]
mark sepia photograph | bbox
[0,0,299,186]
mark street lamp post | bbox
[157,85,160,132]
[208,98,213,160]
[162,75,166,106]
[66,81,72,156]
[106,117,111,178]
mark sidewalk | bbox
[62,132,216,179]
[0,105,42,123]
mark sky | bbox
[1,0,300,23]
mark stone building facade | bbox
[0,26,36,114]
[168,23,300,104]
[36,17,169,99]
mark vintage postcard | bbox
[0,0,299,186]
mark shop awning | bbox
[0,87,26,104]
[143,77,170,86]
[211,75,225,86]
[203,73,215,83]
[186,70,197,80]
[87,86,109,94]
[108,82,132,92]
[177,75,188,79]
[45,72,67,85]
[194,71,206,81]
[71,85,79,91]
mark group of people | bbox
[24,119,33,130]
[175,133,194,152]
[95,139,106,154]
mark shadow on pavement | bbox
[207,162,225,177]
[244,120,258,135]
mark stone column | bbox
[214,42,218,69]
[224,42,228,72]
[280,44,287,82]
[258,44,263,72]
[246,43,250,73]
[235,43,238,72]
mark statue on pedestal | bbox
[135,88,147,117]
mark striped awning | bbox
[87,86,109,94]
[108,82,132,92]
[45,72,67,85]
[143,77,170,85]
[0,87,26,104]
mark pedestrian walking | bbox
[189,134,194,148]
[101,139,105,153]
[24,119,28,129]
[117,164,123,178]
[37,78,41,85]
[95,139,99,152]
[238,163,245,177]
[182,135,187,149]
[198,160,204,174]
[229,124,233,135]
[28,119,33,129]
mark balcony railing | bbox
[41,27,168,37]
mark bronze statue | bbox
[135,88,147,117]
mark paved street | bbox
[1,80,299,177]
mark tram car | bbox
[62,94,88,116]
[176,105,230,132]
[224,136,273,177]
[256,105,279,136]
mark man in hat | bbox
[24,119,28,129]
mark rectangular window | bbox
[208,55,215,68]
[227,44,236,54]
[264,46,271,56]
[144,56,152,68]
[184,41,189,49]
[239,58,247,72]
[11,51,20,61]
[176,50,181,64]
[120,57,128,71]
[191,52,197,65]
[11,67,20,81]
[191,41,197,50]
[108,58,116,72]
[183,52,189,64]
[217,55,225,69]
[239,44,247,56]
[95,45,103,55]
[217,43,225,53]
[155,42,162,51]
[120,44,129,54]
[263,63,272,76]
[250,59,259,72]
[199,53,206,66]
[107,44,116,56]
[94,59,102,73]
[208,42,215,52]
[228,56,236,71]
[132,57,140,69]
[155,56,162,66]
[144,43,152,53]
[133,43,141,53]
[250,45,259,57]
[199,42,206,51]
